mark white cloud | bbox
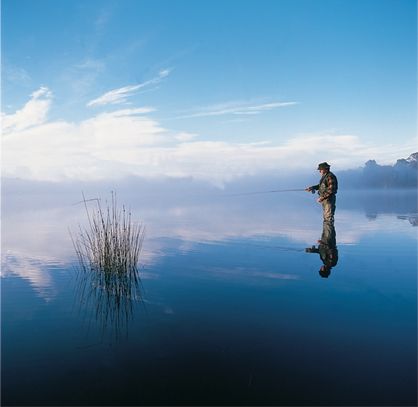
[174,100,297,119]
[2,87,415,185]
[2,86,52,133]
[101,107,156,116]
[174,132,198,142]
[87,84,145,107]
[87,68,172,107]
[158,68,171,78]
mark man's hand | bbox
[317,197,322,203]
[305,187,312,192]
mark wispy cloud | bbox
[3,64,31,84]
[2,87,52,134]
[174,100,297,119]
[95,8,112,30]
[87,68,172,107]
[3,87,415,185]
[60,58,106,100]
[74,58,106,72]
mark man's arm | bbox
[305,184,319,192]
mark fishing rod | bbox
[224,188,315,197]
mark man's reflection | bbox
[397,214,418,227]
[305,222,338,278]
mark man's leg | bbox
[322,196,336,224]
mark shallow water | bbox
[2,189,417,406]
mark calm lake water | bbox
[2,187,417,406]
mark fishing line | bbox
[223,188,313,197]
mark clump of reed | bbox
[71,192,145,334]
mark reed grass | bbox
[71,192,145,334]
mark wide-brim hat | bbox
[317,162,330,170]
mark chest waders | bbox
[318,172,337,224]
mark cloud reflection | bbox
[1,250,64,301]
[2,185,417,300]
[205,267,300,281]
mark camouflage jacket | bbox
[311,171,338,201]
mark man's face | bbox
[319,168,327,176]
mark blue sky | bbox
[2,0,416,184]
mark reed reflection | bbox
[71,193,145,336]
[305,222,339,278]
[74,259,143,337]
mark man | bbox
[305,162,338,224]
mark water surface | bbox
[2,189,417,406]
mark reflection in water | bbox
[1,251,61,302]
[305,222,339,278]
[72,195,145,337]
[2,186,417,406]
[2,188,417,271]
[397,214,418,227]
[75,262,143,337]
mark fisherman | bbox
[305,162,338,224]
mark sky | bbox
[1,0,417,186]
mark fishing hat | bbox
[317,162,330,170]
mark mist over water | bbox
[2,179,417,406]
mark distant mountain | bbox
[339,153,418,189]
[396,152,418,169]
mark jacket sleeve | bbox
[310,184,320,191]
